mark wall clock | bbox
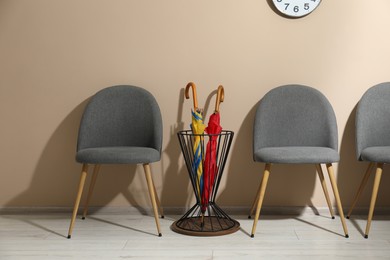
[271,0,321,18]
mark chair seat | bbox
[254,146,339,164]
[361,146,390,163]
[76,146,161,164]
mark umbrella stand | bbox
[171,130,240,236]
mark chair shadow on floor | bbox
[292,217,345,238]
[88,216,158,237]
[9,215,68,239]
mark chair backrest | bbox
[253,84,338,153]
[77,85,163,152]
[356,82,390,160]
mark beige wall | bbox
[1,0,390,210]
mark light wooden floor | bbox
[1,212,390,259]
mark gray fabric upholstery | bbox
[254,147,339,164]
[76,85,163,164]
[360,147,390,163]
[76,147,161,164]
[356,82,390,162]
[253,84,339,164]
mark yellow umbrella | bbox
[185,82,205,202]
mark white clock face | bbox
[272,0,321,18]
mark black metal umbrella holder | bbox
[171,130,240,236]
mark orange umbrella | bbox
[202,85,224,213]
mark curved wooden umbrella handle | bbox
[215,85,224,113]
[185,82,198,110]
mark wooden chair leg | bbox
[151,176,164,218]
[248,178,262,219]
[82,164,101,219]
[251,163,271,238]
[326,163,349,238]
[68,164,89,239]
[143,163,162,237]
[365,163,383,239]
[347,162,374,218]
[316,164,335,219]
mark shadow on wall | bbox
[337,105,390,212]
[4,100,88,209]
[160,88,189,208]
[7,87,387,217]
[4,97,148,214]
[217,100,319,216]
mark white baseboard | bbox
[1,206,390,216]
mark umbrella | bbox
[202,85,224,213]
[185,82,205,203]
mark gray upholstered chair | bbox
[249,84,349,238]
[67,85,163,238]
[347,82,390,238]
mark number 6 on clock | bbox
[272,0,321,18]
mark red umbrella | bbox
[202,85,224,213]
